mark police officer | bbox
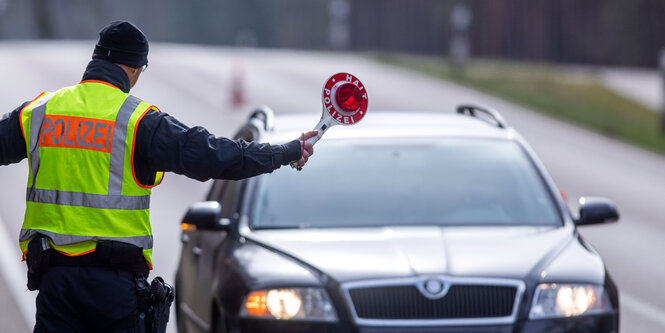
[0,21,316,332]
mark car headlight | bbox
[241,287,337,322]
[529,283,613,319]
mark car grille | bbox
[349,285,517,319]
[342,276,524,326]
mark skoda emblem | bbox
[425,279,444,294]
[418,277,449,300]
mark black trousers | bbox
[33,266,139,333]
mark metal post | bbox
[660,49,665,132]
[449,3,472,73]
[329,0,351,50]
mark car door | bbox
[179,178,239,331]
[179,111,262,331]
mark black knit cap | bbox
[92,21,149,69]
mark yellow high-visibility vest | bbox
[18,80,164,269]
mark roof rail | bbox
[233,106,275,141]
[247,105,275,133]
[456,104,508,129]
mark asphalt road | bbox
[1,41,664,332]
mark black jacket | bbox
[0,59,302,184]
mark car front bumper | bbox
[238,312,619,333]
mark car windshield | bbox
[251,138,560,229]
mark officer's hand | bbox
[296,130,318,169]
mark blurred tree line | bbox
[351,0,665,67]
[0,0,662,67]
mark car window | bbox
[251,138,560,228]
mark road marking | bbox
[0,215,35,330]
[622,292,665,328]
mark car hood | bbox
[244,225,574,283]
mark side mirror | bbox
[181,201,230,231]
[575,197,619,226]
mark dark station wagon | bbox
[175,105,620,333]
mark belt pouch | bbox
[26,236,51,291]
[96,241,142,267]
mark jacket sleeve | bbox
[0,103,29,166]
[135,110,302,181]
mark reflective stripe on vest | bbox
[19,82,163,267]
[26,94,53,191]
[26,189,150,210]
[19,229,153,250]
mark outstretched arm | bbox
[135,110,311,181]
